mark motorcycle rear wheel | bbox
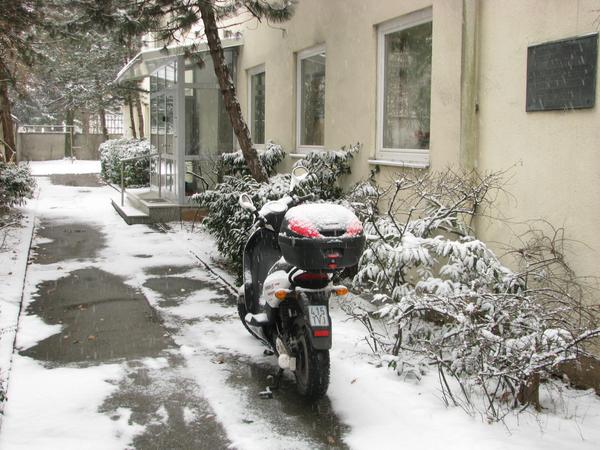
[294,328,330,398]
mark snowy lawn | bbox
[0,208,35,408]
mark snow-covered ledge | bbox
[368,159,429,169]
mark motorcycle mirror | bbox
[238,193,256,212]
[290,165,309,191]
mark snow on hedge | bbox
[99,138,154,187]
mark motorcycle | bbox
[237,166,365,398]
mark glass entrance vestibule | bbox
[148,49,237,204]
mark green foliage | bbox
[99,138,154,187]
[0,162,36,208]
[193,144,359,279]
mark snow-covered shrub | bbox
[218,142,285,178]
[291,143,360,199]
[351,168,600,420]
[0,162,36,209]
[99,138,154,187]
[193,144,359,279]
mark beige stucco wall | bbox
[236,0,465,183]
[476,0,600,279]
[235,0,600,281]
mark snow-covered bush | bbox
[218,142,285,178]
[99,138,154,187]
[193,144,359,279]
[350,168,600,420]
[0,162,36,209]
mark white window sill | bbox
[289,153,305,159]
[368,159,429,169]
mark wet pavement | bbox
[23,268,172,363]
[5,173,350,449]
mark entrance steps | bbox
[111,189,206,225]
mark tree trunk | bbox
[82,111,90,135]
[0,75,16,162]
[198,0,267,182]
[99,108,109,142]
[127,94,137,139]
[64,109,75,158]
[135,88,145,139]
[517,372,541,411]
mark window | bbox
[377,9,432,166]
[248,65,266,146]
[297,45,326,149]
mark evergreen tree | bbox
[0,0,41,161]
[75,0,297,182]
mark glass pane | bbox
[383,21,432,149]
[185,160,214,197]
[165,94,174,154]
[166,62,177,89]
[251,71,265,145]
[150,97,158,134]
[185,88,200,155]
[150,73,157,93]
[300,52,326,146]
[218,92,233,152]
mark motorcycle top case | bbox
[278,203,365,271]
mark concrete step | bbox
[111,199,152,225]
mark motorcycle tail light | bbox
[314,329,330,337]
[295,272,329,282]
[344,220,363,237]
[293,272,330,289]
[288,218,322,238]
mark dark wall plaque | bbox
[526,34,598,112]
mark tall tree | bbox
[77,0,296,182]
[0,0,41,161]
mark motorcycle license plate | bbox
[308,305,329,327]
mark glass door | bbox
[150,62,178,201]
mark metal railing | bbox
[186,170,210,192]
[120,152,160,206]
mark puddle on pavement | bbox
[224,354,350,449]
[101,355,230,450]
[144,265,194,277]
[143,275,234,307]
[23,268,173,363]
[33,221,106,264]
[49,173,104,187]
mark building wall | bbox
[476,0,600,280]
[236,0,465,182]
[235,0,600,281]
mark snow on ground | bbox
[28,159,101,176]
[0,204,35,410]
[2,160,600,449]
[3,356,139,450]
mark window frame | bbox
[376,8,433,167]
[296,44,326,152]
[247,64,266,149]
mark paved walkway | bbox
[0,173,347,450]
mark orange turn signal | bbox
[334,286,349,296]
[274,289,288,300]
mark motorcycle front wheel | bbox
[294,328,330,398]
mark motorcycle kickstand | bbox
[267,368,285,390]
